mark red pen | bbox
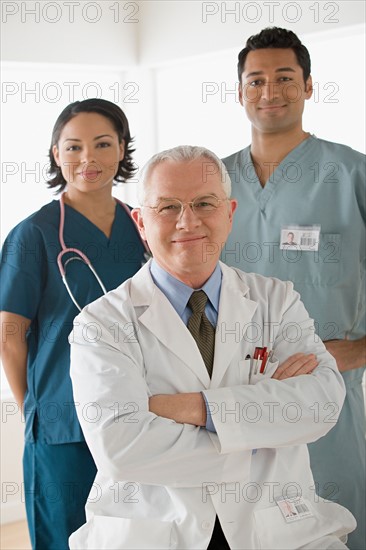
[260,351,269,373]
[258,347,267,373]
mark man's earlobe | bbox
[230,199,238,220]
[305,76,313,98]
[131,208,147,240]
[131,208,142,227]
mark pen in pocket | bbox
[252,346,273,375]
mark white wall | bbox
[2,1,364,66]
[138,1,364,65]
[1,0,138,66]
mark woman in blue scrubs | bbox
[0,99,147,549]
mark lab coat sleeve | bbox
[70,307,245,488]
[203,283,346,454]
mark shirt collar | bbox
[150,260,222,317]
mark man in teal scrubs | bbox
[221,27,365,550]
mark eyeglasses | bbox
[143,194,228,220]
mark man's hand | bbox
[149,392,206,426]
[272,353,318,380]
[324,337,366,372]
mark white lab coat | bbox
[69,261,355,549]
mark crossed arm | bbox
[149,336,366,426]
[149,352,319,426]
[324,337,366,372]
[2,308,364,417]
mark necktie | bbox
[187,293,229,549]
[187,290,215,377]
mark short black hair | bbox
[47,98,136,193]
[237,27,311,84]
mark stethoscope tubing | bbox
[57,192,149,311]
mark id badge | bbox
[276,496,313,523]
[280,225,320,251]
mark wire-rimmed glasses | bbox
[143,194,228,220]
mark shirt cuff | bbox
[201,392,217,433]
[201,392,257,454]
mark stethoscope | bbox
[57,192,150,311]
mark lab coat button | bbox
[201,521,212,530]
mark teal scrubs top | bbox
[0,200,146,445]
[222,135,365,550]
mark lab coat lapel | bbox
[130,263,211,388]
[211,263,258,388]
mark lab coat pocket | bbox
[250,357,279,384]
[69,515,175,549]
[253,498,356,550]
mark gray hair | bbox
[137,145,232,204]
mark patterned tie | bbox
[187,290,215,377]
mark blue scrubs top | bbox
[222,136,365,346]
[222,135,366,549]
[0,200,146,444]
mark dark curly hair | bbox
[47,98,136,193]
[237,27,311,84]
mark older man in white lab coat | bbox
[69,146,355,550]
